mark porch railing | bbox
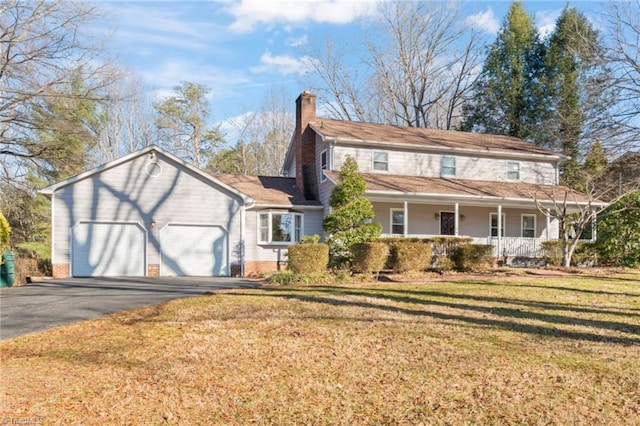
[379,234,545,258]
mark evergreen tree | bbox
[323,156,381,265]
[583,140,608,176]
[597,191,640,268]
[462,1,545,140]
[543,7,611,187]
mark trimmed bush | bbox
[451,244,493,272]
[287,243,329,274]
[391,242,431,273]
[432,257,455,273]
[268,270,339,285]
[351,242,389,273]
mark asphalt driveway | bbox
[0,277,260,340]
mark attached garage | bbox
[160,224,228,276]
[72,222,146,277]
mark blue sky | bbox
[100,1,606,136]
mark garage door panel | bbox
[160,224,227,276]
[72,222,145,277]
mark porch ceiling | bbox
[324,171,604,209]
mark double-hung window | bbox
[490,213,506,237]
[320,150,328,182]
[441,155,456,177]
[521,214,536,238]
[373,151,388,172]
[391,209,405,235]
[507,161,520,180]
[258,212,303,244]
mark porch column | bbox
[592,215,597,242]
[497,204,502,257]
[546,209,550,241]
[454,202,459,236]
[403,200,408,238]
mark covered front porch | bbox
[372,198,559,259]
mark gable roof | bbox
[324,171,603,207]
[214,174,321,208]
[309,118,565,160]
[40,145,253,203]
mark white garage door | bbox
[72,222,146,277]
[160,224,228,276]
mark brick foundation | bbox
[243,261,285,277]
[148,264,160,277]
[52,263,70,278]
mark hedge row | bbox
[287,243,329,273]
[286,237,501,276]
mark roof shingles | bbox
[325,171,593,204]
[214,174,320,206]
[311,118,561,157]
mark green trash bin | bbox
[0,251,15,287]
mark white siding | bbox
[53,153,243,274]
[373,202,555,239]
[332,145,557,184]
[243,209,325,262]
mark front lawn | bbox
[1,270,639,424]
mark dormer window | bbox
[373,152,388,172]
[441,155,456,177]
[507,161,520,180]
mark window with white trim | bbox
[391,209,405,235]
[490,213,506,237]
[258,212,303,244]
[373,151,388,171]
[441,155,456,177]
[320,150,328,182]
[507,161,520,180]
[521,214,536,238]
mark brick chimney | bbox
[294,91,318,201]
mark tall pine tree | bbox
[543,7,611,187]
[462,1,545,140]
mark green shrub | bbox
[287,243,329,274]
[268,271,346,285]
[390,242,431,273]
[0,211,10,262]
[542,240,598,267]
[351,242,389,273]
[541,241,563,266]
[432,257,455,273]
[451,244,493,272]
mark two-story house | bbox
[282,91,601,260]
[42,91,602,278]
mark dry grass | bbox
[1,270,639,425]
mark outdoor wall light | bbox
[460,214,466,221]
[434,213,440,220]
[150,219,156,229]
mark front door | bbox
[440,212,455,235]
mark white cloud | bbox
[250,51,314,76]
[535,9,562,39]
[226,0,376,32]
[140,61,252,100]
[464,8,499,34]
[286,35,309,47]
